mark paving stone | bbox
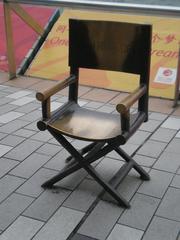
[0,145,13,157]
[63,179,102,212]
[128,130,151,145]
[0,133,7,141]
[71,234,98,240]
[30,131,52,142]
[24,121,38,131]
[149,112,168,121]
[0,193,34,231]
[156,187,180,221]
[13,128,36,138]
[0,158,19,178]
[153,152,180,173]
[0,104,18,115]
[79,200,123,240]
[19,110,41,122]
[10,96,35,106]
[0,175,25,203]
[176,130,180,138]
[16,168,58,198]
[0,112,24,124]
[6,90,32,99]
[150,128,176,142]
[33,207,84,240]
[10,153,51,178]
[137,140,167,158]
[107,224,144,240]
[161,117,180,130]
[119,193,160,230]
[0,216,44,240]
[84,101,104,109]
[78,99,88,107]
[164,138,180,154]
[0,119,29,134]
[0,97,13,106]
[0,135,25,147]
[133,154,156,167]
[5,139,43,161]
[142,216,180,240]
[139,119,161,132]
[23,188,70,221]
[36,143,61,156]
[171,175,180,188]
[16,102,40,113]
[138,169,173,198]
[97,105,114,113]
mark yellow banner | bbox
[27,9,180,99]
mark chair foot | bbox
[140,173,150,181]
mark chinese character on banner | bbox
[152,33,162,43]
[164,34,177,44]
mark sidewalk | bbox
[0,72,180,240]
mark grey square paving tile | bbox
[153,152,180,173]
[133,154,156,167]
[23,188,70,221]
[150,128,177,143]
[16,168,58,197]
[0,97,13,106]
[0,193,34,231]
[119,193,160,230]
[6,90,32,99]
[36,143,61,156]
[50,101,64,111]
[71,234,98,240]
[33,207,84,240]
[97,105,114,113]
[137,140,167,158]
[149,112,168,121]
[0,175,25,203]
[0,158,19,178]
[176,130,180,138]
[19,110,41,122]
[165,138,180,154]
[0,112,24,124]
[139,119,161,132]
[79,200,123,240]
[156,187,180,221]
[24,121,38,131]
[63,179,102,212]
[0,135,25,147]
[13,128,36,138]
[0,145,12,157]
[5,139,43,161]
[84,101,104,109]
[16,102,40,113]
[10,153,51,178]
[0,216,44,240]
[30,131,52,142]
[107,224,144,240]
[0,104,18,115]
[161,117,180,130]
[128,130,151,145]
[0,133,7,141]
[138,169,173,198]
[10,96,35,106]
[142,216,180,240]
[0,119,29,134]
[171,175,180,188]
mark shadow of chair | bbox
[36,19,152,208]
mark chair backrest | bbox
[69,19,152,81]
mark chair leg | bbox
[48,129,130,208]
[114,147,150,180]
[65,142,97,162]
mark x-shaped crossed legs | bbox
[42,128,150,208]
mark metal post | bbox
[173,46,180,107]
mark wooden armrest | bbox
[116,85,147,114]
[36,75,76,102]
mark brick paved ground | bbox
[0,72,180,240]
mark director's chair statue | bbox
[36,19,152,208]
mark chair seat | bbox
[48,103,122,141]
